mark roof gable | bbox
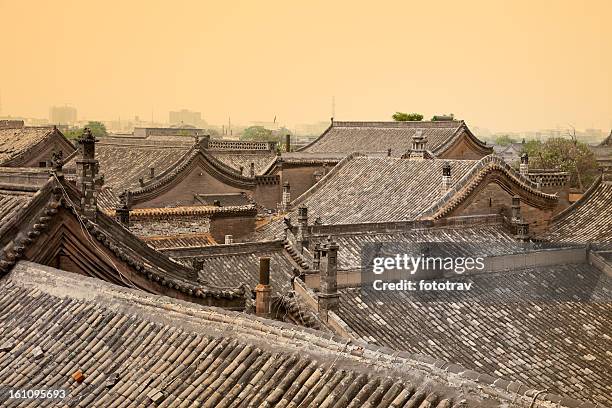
[299,120,492,157]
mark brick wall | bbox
[452,182,553,234]
[280,164,330,201]
[133,165,253,208]
[209,213,256,241]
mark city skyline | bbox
[0,0,610,132]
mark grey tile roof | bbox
[64,140,278,193]
[0,126,57,165]
[289,155,478,224]
[0,189,36,240]
[310,225,518,270]
[544,178,612,243]
[163,241,307,295]
[143,233,216,249]
[0,261,543,408]
[299,120,490,156]
[336,262,612,406]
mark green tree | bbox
[495,134,518,146]
[521,137,598,190]
[63,121,108,139]
[240,126,274,141]
[392,112,423,121]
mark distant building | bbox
[169,109,205,127]
[49,105,77,125]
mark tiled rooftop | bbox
[335,262,612,405]
[299,120,487,156]
[309,224,518,270]
[544,178,612,243]
[0,126,57,165]
[0,261,552,408]
[288,155,478,224]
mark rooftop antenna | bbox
[332,96,335,119]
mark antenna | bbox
[332,96,335,119]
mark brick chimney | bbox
[239,166,244,175]
[255,257,272,317]
[520,153,529,176]
[76,128,103,220]
[285,134,291,152]
[409,130,427,160]
[149,167,155,179]
[317,238,339,321]
[387,148,392,157]
[441,162,452,192]
[281,182,291,211]
[249,162,255,177]
[511,195,521,223]
[296,205,309,252]
[515,221,530,242]
[312,242,321,270]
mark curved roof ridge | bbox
[295,120,334,152]
[288,152,366,208]
[129,148,256,201]
[421,155,557,219]
[433,121,492,154]
[550,176,603,223]
[332,120,463,128]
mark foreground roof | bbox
[332,261,611,406]
[544,177,612,243]
[299,120,492,157]
[0,170,246,306]
[0,261,579,407]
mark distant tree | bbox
[240,126,274,142]
[495,134,518,146]
[521,137,598,191]
[63,121,108,139]
[392,112,423,121]
[431,114,455,121]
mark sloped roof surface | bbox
[0,126,55,164]
[300,120,476,156]
[0,261,537,408]
[544,179,612,243]
[337,262,612,406]
[291,156,477,224]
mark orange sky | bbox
[0,0,610,132]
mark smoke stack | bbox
[285,134,291,152]
[520,153,529,176]
[296,205,309,252]
[409,130,427,160]
[511,195,521,223]
[515,221,530,242]
[281,182,291,212]
[317,238,339,321]
[441,162,452,192]
[255,257,272,317]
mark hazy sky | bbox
[0,0,610,132]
